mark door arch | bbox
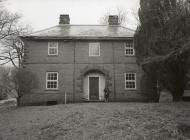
[83,72,106,100]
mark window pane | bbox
[48,42,58,55]
[49,48,57,55]
[125,48,134,55]
[126,42,133,48]
[132,82,135,88]
[46,72,58,89]
[47,82,51,88]
[125,73,136,89]
[53,73,57,80]
[89,43,100,56]
[126,74,129,80]
[93,46,99,55]
[126,81,135,89]
[125,42,134,55]
[47,73,57,80]
[48,74,51,80]
[53,82,57,88]
[131,74,135,80]
[49,42,58,47]
[47,81,57,89]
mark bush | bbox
[140,73,160,102]
[0,89,7,100]
[12,69,38,105]
[0,67,13,100]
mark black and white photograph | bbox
[0,0,190,139]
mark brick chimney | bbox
[59,14,70,24]
[108,15,119,25]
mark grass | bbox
[0,102,190,140]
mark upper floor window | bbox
[89,42,100,56]
[125,73,136,90]
[48,42,58,55]
[46,72,58,90]
[125,42,135,56]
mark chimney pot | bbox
[108,15,119,25]
[59,14,70,24]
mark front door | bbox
[89,77,99,100]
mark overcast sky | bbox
[3,0,140,31]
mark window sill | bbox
[124,55,135,57]
[45,89,59,91]
[89,55,100,57]
[124,89,137,91]
[47,55,58,57]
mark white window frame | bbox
[124,42,135,56]
[46,72,59,90]
[48,42,58,56]
[124,73,136,90]
[89,42,100,56]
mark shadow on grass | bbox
[178,122,190,139]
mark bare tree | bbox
[99,7,128,26]
[0,25,32,68]
[0,0,35,105]
[131,7,140,27]
[0,8,32,68]
[0,10,21,41]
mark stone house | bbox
[20,15,148,105]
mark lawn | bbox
[0,102,190,140]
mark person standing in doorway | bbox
[104,85,110,102]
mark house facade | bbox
[20,15,148,105]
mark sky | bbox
[3,0,140,32]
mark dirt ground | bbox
[0,102,190,140]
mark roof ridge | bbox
[59,24,108,26]
[58,24,129,27]
[58,24,136,30]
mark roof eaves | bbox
[21,36,133,40]
[119,26,136,32]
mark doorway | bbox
[89,76,99,100]
[83,72,105,101]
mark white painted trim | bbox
[46,72,59,90]
[124,73,136,90]
[48,42,58,56]
[88,75,100,100]
[89,42,100,56]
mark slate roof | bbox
[21,24,135,40]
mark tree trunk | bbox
[17,87,22,106]
[17,97,20,106]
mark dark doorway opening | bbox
[89,76,99,100]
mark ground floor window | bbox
[125,73,136,90]
[46,72,58,89]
